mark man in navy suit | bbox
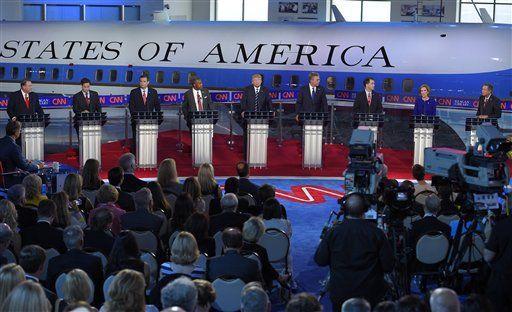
[129,74,161,153]
[181,77,214,130]
[295,72,328,122]
[72,77,102,138]
[476,83,501,119]
[0,121,42,187]
[353,77,383,114]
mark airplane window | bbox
[345,77,355,90]
[326,76,336,90]
[156,71,164,84]
[383,78,393,92]
[39,67,45,80]
[126,70,133,82]
[0,67,4,79]
[172,71,180,84]
[12,67,19,79]
[96,70,103,82]
[66,69,74,80]
[290,75,299,88]
[25,67,32,79]
[188,72,197,85]
[402,78,414,93]
[110,70,117,82]
[272,75,282,88]
[52,68,59,80]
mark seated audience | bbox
[257,184,287,218]
[0,223,14,266]
[314,193,393,310]
[157,158,182,208]
[88,185,125,235]
[147,181,171,235]
[241,282,270,312]
[197,163,222,213]
[373,301,396,312]
[429,288,460,312]
[119,153,147,193]
[435,182,458,216]
[52,192,86,229]
[341,298,371,312]
[105,230,147,279]
[285,292,322,312]
[81,159,104,205]
[0,263,26,306]
[47,226,103,303]
[57,269,94,312]
[107,167,135,212]
[461,294,492,312]
[412,165,436,206]
[18,245,57,305]
[183,177,206,214]
[0,200,21,255]
[84,208,115,257]
[237,161,260,201]
[63,173,94,216]
[7,184,37,229]
[63,301,97,312]
[21,199,66,253]
[193,279,216,312]
[209,193,250,236]
[169,193,195,235]
[184,212,215,257]
[206,228,263,284]
[223,177,239,195]
[102,269,157,312]
[120,188,162,236]
[22,174,47,208]
[1,280,51,312]
[160,276,197,311]
[262,198,292,237]
[396,295,427,312]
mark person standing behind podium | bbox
[476,83,501,119]
[295,72,328,122]
[182,77,213,130]
[72,78,102,138]
[353,77,383,114]
[413,84,437,116]
[128,74,161,152]
[7,80,44,121]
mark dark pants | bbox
[131,122,137,154]
[487,272,512,312]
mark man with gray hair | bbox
[0,223,14,266]
[209,193,250,235]
[341,298,371,312]
[118,152,147,193]
[429,287,460,312]
[161,276,197,312]
[409,194,451,249]
[120,187,163,235]
[241,282,270,312]
[8,184,36,229]
[47,225,103,302]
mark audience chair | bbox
[1,249,16,264]
[212,277,246,312]
[258,228,290,274]
[103,274,116,302]
[141,251,159,289]
[213,231,223,257]
[132,230,158,254]
[41,248,60,281]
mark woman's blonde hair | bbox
[63,173,83,201]
[1,281,50,312]
[419,84,431,97]
[97,184,119,204]
[51,192,71,228]
[171,231,200,265]
[0,264,26,306]
[22,174,42,201]
[242,217,265,243]
[0,200,18,231]
[197,163,217,195]
[105,269,146,312]
[158,158,179,188]
[62,269,93,304]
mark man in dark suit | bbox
[408,194,451,249]
[236,161,259,202]
[108,166,135,211]
[209,193,250,236]
[21,199,66,253]
[206,228,263,284]
[7,79,44,120]
[129,74,161,152]
[238,74,273,157]
[47,225,104,304]
[118,153,147,193]
[120,188,163,236]
[295,72,328,122]
[181,77,214,130]
[353,77,383,114]
[0,121,42,187]
[315,193,393,310]
[19,245,58,306]
[476,83,501,119]
[72,77,102,138]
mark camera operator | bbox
[314,193,394,310]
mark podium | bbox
[299,112,328,169]
[18,114,50,162]
[190,110,219,167]
[353,113,384,145]
[409,115,439,166]
[244,111,274,168]
[132,111,163,169]
[465,117,498,147]
[74,112,106,167]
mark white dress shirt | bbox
[309,84,317,97]
[193,89,203,110]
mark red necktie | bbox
[142,90,147,105]
[24,93,30,109]
[197,92,203,111]
[367,93,372,106]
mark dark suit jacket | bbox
[21,221,66,253]
[83,229,115,257]
[120,173,147,193]
[241,241,279,288]
[239,85,272,114]
[409,216,451,248]
[353,91,383,114]
[129,87,160,114]
[72,90,101,115]
[238,177,260,202]
[181,88,213,122]
[16,205,38,229]
[7,90,44,119]
[476,94,501,118]
[0,136,38,173]
[209,211,251,236]
[149,273,188,309]
[296,85,328,113]
[115,187,135,212]
[206,250,263,284]
[120,210,163,235]
[25,275,57,308]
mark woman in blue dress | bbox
[414,84,437,116]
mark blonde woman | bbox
[157,158,183,203]
[197,163,221,199]
[160,231,204,280]
[63,173,94,214]
[102,269,157,312]
[0,200,21,255]
[55,269,93,311]
[52,192,87,229]
[183,177,206,213]
[1,280,50,312]
[0,263,26,307]
[22,174,47,208]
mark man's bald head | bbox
[346,193,366,218]
[429,288,460,312]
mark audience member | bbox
[57,269,94,311]
[262,198,291,237]
[160,231,204,279]
[412,165,436,206]
[81,159,104,205]
[429,288,460,312]
[120,188,162,236]
[341,298,371,312]
[83,208,115,257]
[105,231,147,279]
[224,177,239,195]
[102,269,157,312]
[157,158,182,207]
[18,245,57,305]
[22,174,47,208]
[7,184,37,229]
[0,263,26,306]
[197,163,222,206]
[0,200,20,255]
[206,228,263,283]
[160,276,197,311]
[396,295,427,312]
[285,292,322,312]
[257,184,287,218]
[170,193,195,234]
[63,301,97,312]
[461,294,492,312]
[63,173,94,215]
[147,181,171,235]
[1,280,51,312]
[314,193,393,310]
[53,191,87,229]
[21,199,66,253]
[119,153,147,193]
[193,279,216,312]
[0,223,14,266]
[241,282,270,312]
[107,167,135,212]
[184,212,215,257]
[183,177,206,213]
[88,184,125,235]
[209,193,250,236]
[373,301,397,312]
[236,161,260,201]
